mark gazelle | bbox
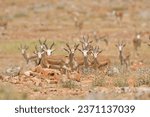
[116,41,130,68]
[43,42,55,56]
[19,44,38,65]
[78,42,92,69]
[91,46,103,69]
[133,32,142,51]
[38,39,47,50]
[34,45,45,65]
[112,10,123,25]
[73,17,84,31]
[64,43,79,71]
[91,46,111,70]
[80,34,93,49]
[36,43,70,73]
[93,31,108,46]
[0,19,7,29]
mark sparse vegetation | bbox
[0,0,149,99]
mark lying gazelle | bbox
[19,44,38,65]
[36,42,70,73]
[116,41,130,68]
[91,46,103,69]
[133,32,142,51]
[43,42,55,56]
[93,31,108,46]
[90,46,110,70]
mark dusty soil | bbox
[0,0,150,99]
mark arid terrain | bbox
[0,0,150,99]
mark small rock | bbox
[5,66,21,77]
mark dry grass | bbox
[0,0,149,99]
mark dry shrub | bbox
[61,79,79,89]
[105,77,115,88]
[114,77,128,87]
[127,77,137,87]
[92,74,106,87]
[0,84,28,100]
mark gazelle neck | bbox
[119,50,124,65]
[22,51,29,63]
[83,55,89,68]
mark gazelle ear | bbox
[89,40,93,44]
[75,44,80,51]
[33,51,37,55]
[123,43,126,47]
[98,50,103,54]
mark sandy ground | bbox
[0,0,150,99]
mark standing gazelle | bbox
[73,17,84,31]
[93,31,108,46]
[64,43,79,71]
[112,10,123,25]
[116,41,130,68]
[78,42,92,69]
[133,32,142,51]
[91,46,111,71]
[19,44,38,65]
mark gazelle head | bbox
[80,35,92,48]
[91,46,103,59]
[136,32,141,39]
[34,45,44,59]
[18,44,30,63]
[43,42,55,56]
[39,39,47,50]
[18,44,29,55]
[78,42,91,57]
[64,43,79,56]
[116,41,126,52]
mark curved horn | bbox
[74,43,80,51]
[50,42,55,49]
[66,43,71,51]
[44,39,47,44]
[39,39,42,44]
